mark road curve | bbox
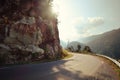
[0,53,119,80]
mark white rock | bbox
[0,44,11,50]
[25,45,44,54]
[15,17,36,25]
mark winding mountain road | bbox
[0,53,119,80]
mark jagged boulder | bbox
[0,44,45,64]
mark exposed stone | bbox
[0,0,62,65]
[45,44,55,59]
[0,44,11,51]
[25,45,44,54]
[15,17,36,25]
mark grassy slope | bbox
[81,52,120,79]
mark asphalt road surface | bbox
[0,53,119,80]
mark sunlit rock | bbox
[0,0,62,64]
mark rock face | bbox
[0,0,62,65]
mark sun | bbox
[52,0,60,14]
[51,0,68,19]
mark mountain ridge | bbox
[81,28,120,59]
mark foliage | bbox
[83,46,92,53]
[77,44,81,52]
[67,46,74,52]
[31,53,39,59]
[61,49,69,58]
[0,52,9,65]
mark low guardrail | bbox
[96,54,120,68]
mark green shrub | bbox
[83,46,92,53]
[32,53,39,59]
[61,49,69,58]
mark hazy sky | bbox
[52,0,120,42]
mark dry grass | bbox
[61,49,73,59]
[30,49,73,64]
[79,52,120,79]
[95,55,120,79]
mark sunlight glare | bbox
[52,0,60,14]
[52,0,78,42]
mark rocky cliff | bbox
[0,0,62,65]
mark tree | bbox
[68,46,74,52]
[71,46,74,52]
[83,46,92,53]
[77,44,81,52]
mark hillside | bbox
[82,28,120,59]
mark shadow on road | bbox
[0,59,115,80]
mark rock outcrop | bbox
[0,0,62,65]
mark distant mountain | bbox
[81,28,120,59]
[79,35,100,43]
[67,41,86,51]
[60,40,67,48]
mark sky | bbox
[52,0,120,42]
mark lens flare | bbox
[52,0,60,14]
